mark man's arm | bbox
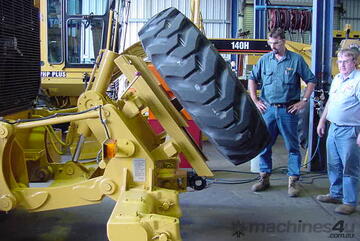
[302,82,316,100]
[248,79,267,113]
[248,57,267,113]
[356,82,360,146]
[288,82,316,113]
[316,100,329,137]
[288,56,317,114]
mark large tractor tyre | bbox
[139,8,270,165]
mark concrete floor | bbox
[1,138,360,241]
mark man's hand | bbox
[254,99,267,113]
[317,120,326,137]
[357,133,360,147]
[288,100,307,114]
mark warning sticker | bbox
[133,159,146,182]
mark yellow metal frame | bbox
[0,48,213,241]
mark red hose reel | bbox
[268,9,311,32]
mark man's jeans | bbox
[327,124,360,206]
[259,105,301,176]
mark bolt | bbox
[161,202,170,210]
[0,195,16,211]
[104,183,112,192]
[158,233,170,241]
[99,160,107,169]
[66,167,74,175]
[0,126,9,138]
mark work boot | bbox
[335,204,356,215]
[288,176,300,197]
[251,172,270,192]
[316,194,342,204]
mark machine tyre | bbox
[139,7,270,165]
[0,211,8,222]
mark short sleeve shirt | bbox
[326,69,360,126]
[249,50,316,104]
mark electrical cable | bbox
[211,169,257,175]
[0,106,109,157]
[208,145,328,185]
[208,171,327,185]
[44,125,73,147]
[28,114,75,148]
[302,135,321,167]
[96,148,102,163]
[99,105,111,139]
[46,129,65,155]
[0,106,101,125]
[207,177,259,185]
[207,169,257,184]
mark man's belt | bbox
[270,100,299,108]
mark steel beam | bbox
[254,0,266,39]
[231,0,238,63]
[308,0,334,171]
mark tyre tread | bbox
[139,8,270,165]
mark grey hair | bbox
[337,48,360,61]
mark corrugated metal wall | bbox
[243,0,360,41]
[242,1,339,44]
[333,6,341,31]
[243,4,254,37]
[125,0,231,49]
[339,0,360,31]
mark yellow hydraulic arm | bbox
[0,45,212,240]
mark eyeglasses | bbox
[267,40,283,45]
[336,59,354,65]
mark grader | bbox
[0,1,270,241]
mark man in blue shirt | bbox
[248,28,317,197]
[316,48,360,215]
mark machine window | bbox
[67,0,108,16]
[47,0,63,64]
[66,18,104,64]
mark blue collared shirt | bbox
[250,50,316,104]
[327,69,360,126]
